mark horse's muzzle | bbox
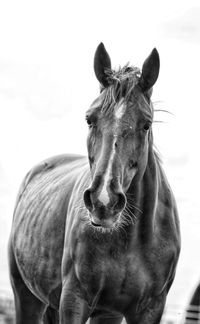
[83,188,126,228]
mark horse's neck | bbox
[143,147,159,206]
[130,147,159,241]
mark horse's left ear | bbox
[94,43,111,88]
[139,48,160,92]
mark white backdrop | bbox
[0,0,200,322]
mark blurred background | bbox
[0,0,200,322]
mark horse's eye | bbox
[143,123,151,131]
[89,156,94,165]
[86,118,93,128]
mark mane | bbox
[153,146,162,164]
[101,65,141,114]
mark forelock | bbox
[100,65,141,115]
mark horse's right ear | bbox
[94,43,111,88]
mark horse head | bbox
[84,43,160,230]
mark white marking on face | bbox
[115,99,126,120]
[98,141,115,206]
[98,99,126,206]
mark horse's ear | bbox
[139,48,160,92]
[94,43,111,88]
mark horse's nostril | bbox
[115,192,126,212]
[83,189,93,212]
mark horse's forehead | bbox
[114,99,141,123]
[89,91,147,124]
[106,100,135,135]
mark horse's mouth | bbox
[89,213,120,229]
[91,221,102,227]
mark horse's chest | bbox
[75,250,153,311]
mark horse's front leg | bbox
[59,276,91,324]
[125,294,166,324]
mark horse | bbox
[184,283,200,323]
[8,43,181,324]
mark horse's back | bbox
[15,153,86,203]
[9,153,89,305]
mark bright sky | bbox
[0,0,200,320]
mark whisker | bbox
[120,216,131,227]
[154,109,173,116]
[126,201,143,214]
[122,210,135,226]
[117,222,128,238]
[153,100,164,105]
[124,214,136,226]
[125,206,137,217]
[153,120,166,124]
[125,196,143,214]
